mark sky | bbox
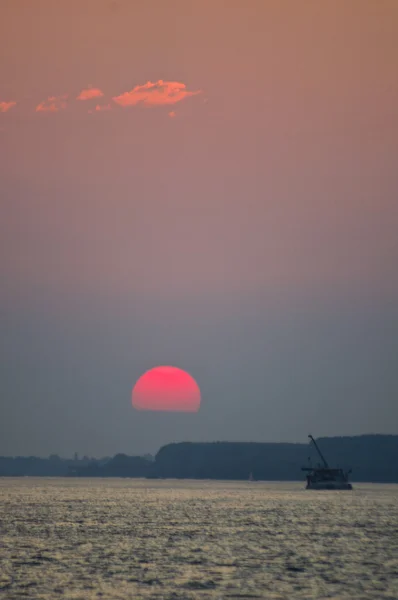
[1,0,397,457]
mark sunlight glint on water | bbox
[0,479,397,599]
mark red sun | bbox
[132,366,201,412]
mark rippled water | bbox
[1,478,397,599]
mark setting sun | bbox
[132,366,201,412]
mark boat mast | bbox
[308,434,329,468]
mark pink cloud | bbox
[36,95,68,113]
[0,101,17,113]
[77,88,104,101]
[168,111,176,118]
[112,80,201,108]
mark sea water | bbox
[0,478,397,599]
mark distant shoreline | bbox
[1,435,398,483]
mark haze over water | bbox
[1,478,397,599]
[2,0,398,457]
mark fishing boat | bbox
[302,435,352,490]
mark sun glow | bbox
[132,366,201,412]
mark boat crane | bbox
[302,434,353,490]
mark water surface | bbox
[1,478,397,599]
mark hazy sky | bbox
[1,0,397,457]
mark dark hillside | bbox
[1,436,397,482]
[155,436,398,482]
[155,441,313,481]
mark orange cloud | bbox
[77,88,104,101]
[0,101,17,113]
[168,111,176,118]
[36,95,68,112]
[112,80,201,108]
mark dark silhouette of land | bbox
[1,435,397,482]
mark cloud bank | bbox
[77,88,104,101]
[3,80,202,117]
[0,101,17,113]
[112,80,201,108]
[36,95,68,113]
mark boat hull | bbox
[303,435,353,490]
[306,481,352,490]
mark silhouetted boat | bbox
[302,435,352,490]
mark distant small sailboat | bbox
[302,435,352,490]
[248,472,254,482]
